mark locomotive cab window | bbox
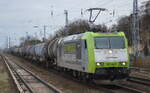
[109,37,125,49]
[95,37,125,49]
[95,37,109,49]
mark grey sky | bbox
[0,0,147,48]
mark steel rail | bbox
[127,76,150,86]
[94,82,145,93]
[10,63,36,93]
[16,62,62,93]
[114,84,145,93]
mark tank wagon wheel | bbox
[41,61,45,68]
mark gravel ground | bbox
[123,68,150,93]
[6,55,106,93]
[132,57,150,68]
[0,56,19,93]
[130,69,150,79]
[130,56,150,79]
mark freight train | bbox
[9,32,130,81]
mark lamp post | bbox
[33,25,47,42]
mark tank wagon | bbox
[11,32,130,80]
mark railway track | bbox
[3,55,148,93]
[94,82,145,93]
[111,84,145,93]
[1,55,62,93]
[58,75,145,93]
[127,76,150,86]
[43,64,144,93]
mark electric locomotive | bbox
[55,32,129,80]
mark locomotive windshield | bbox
[95,37,125,49]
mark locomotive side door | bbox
[81,39,89,72]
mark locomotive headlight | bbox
[109,50,112,54]
[97,63,100,66]
[122,62,126,65]
[97,62,104,66]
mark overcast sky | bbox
[0,0,147,48]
